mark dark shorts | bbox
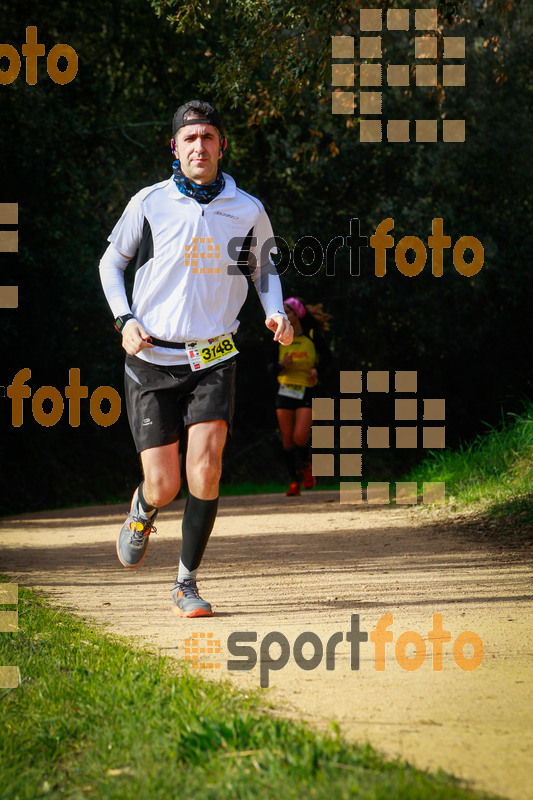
[275,385,314,410]
[124,354,237,453]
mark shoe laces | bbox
[176,579,200,599]
[128,515,157,544]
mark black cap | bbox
[172,100,224,137]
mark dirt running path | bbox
[1,492,532,800]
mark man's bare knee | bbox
[140,442,180,507]
[186,420,227,499]
[143,476,179,508]
[188,453,222,485]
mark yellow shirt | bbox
[278,332,317,388]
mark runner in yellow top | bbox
[275,297,331,496]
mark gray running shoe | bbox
[116,489,158,569]
[171,579,213,618]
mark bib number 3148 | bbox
[186,334,238,371]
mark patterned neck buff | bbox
[172,160,225,204]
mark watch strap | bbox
[114,314,135,333]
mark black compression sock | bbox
[138,480,157,517]
[295,444,310,471]
[179,493,219,573]
[283,447,298,481]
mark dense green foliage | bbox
[0,0,531,511]
[0,581,501,799]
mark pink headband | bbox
[284,297,306,319]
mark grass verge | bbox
[218,479,339,497]
[1,581,500,800]
[219,480,290,496]
[405,401,533,532]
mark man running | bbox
[99,100,292,617]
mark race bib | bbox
[278,383,306,400]
[186,333,238,371]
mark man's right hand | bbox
[121,321,154,355]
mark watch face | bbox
[115,315,132,332]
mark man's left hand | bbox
[265,314,293,345]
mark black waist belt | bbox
[148,337,186,350]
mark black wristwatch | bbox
[114,314,135,333]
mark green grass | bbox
[218,479,339,497]
[405,401,533,526]
[219,480,290,496]
[0,582,500,800]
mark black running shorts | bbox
[275,385,314,410]
[124,354,237,453]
